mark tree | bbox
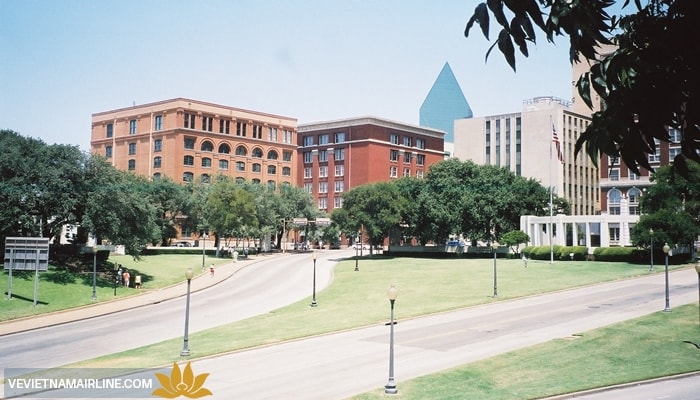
[465,0,700,175]
[341,182,407,250]
[204,176,257,249]
[501,230,531,256]
[146,177,190,246]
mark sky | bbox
[0,0,574,151]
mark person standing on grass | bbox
[123,270,130,287]
[210,263,215,277]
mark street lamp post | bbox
[91,246,97,302]
[181,268,194,357]
[385,285,399,395]
[663,243,671,312]
[201,232,207,272]
[113,265,117,296]
[310,251,318,307]
[492,243,498,298]
[695,263,700,325]
[649,228,654,272]
[354,235,359,272]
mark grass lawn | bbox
[351,304,700,400]
[69,256,691,371]
[0,254,228,321]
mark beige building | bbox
[454,96,600,215]
[90,98,298,186]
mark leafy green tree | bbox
[465,0,699,175]
[341,182,407,249]
[146,176,190,246]
[277,184,318,248]
[204,176,257,249]
[501,230,531,256]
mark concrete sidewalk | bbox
[0,254,280,336]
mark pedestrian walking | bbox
[210,264,215,277]
[123,270,131,287]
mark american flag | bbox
[552,125,564,163]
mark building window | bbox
[303,151,313,164]
[267,180,276,189]
[416,154,425,165]
[608,189,621,215]
[334,132,345,143]
[416,170,424,178]
[389,166,398,178]
[318,150,328,162]
[220,119,230,134]
[251,148,263,158]
[202,116,213,131]
[304,182,313,193]
[628,188,642,215]
[154,139,162,152]
[283,130,293,144]
[252,163,262,173]
[183,172,194,182]
[219,159,228,170]
[334,148,345,161]
[218,143,231,154]
[416,138,425,149]
[268,127,278,142]
[267,150,279,160]
[129,119,137,134]
[184,137,195,149]
[154,115,163,131]
[319,182,328,194]
[304,167,312,178]
[201,141,214,152]
[319,166,328,178]
[669,147,682,160]
[153,156,162,168]
[252,178,261,184]
[319,134,329,145]
[106,123,113,138]
[202,157,212,168]
[403,136,412,147]
[128,142,136,155]
[202,174,211,183]
[252,124,263,139]
[236,122,247,137]
[267,165,277,174]
[334,196,343,208]
[390,133,399,144]
[105,146,112,158]
[335,165,344,176]
[153,173,161,180]
[403,152,411,163]
[669,127,681,143]
[183,155,194,166]
[235,145,247,156]
[403,168,411,177]
[184,113,196,129]
[318,197,328,210]
[609,168,619,181]
[303,135,314,146]
[334,181,344,193]
[390,150,399,162]
[609,224,620,242]
[236,161,245,172]
[283,151,292,162]
[282,166,291,176]
[128,159,135,170]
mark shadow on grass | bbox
[3,292,49,305]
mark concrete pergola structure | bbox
[520,198,640,249]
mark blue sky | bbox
[1,0,574,151]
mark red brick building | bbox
[297,117,445,212]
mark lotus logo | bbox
[152,362,212,398]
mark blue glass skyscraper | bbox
[420,62,473,144]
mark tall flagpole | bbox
[549,115,554,264]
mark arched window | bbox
[153,173,162,180]
[218,143,231,154]
[267,165,277,174]
[252,148,263,158]
[628,188,642,215]
[128,159,136,170]
[235,145,247,156]
[235,177,245,184]
[252,178,261,184]
[153,156,162,168]
[267,150,279,160]
[201,141,214,152]
[608,189,622,215]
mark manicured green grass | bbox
[351,304,700,400]
[69,257,685,369]
[0,255,227,321]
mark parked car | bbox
[171,241,192,247]
[352,243,371,250]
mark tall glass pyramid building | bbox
[419,62,473,144]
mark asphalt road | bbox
[0,250,339,369]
